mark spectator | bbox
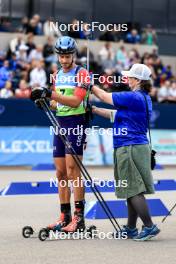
[9,52,19,71]
[26,19,38,35]
[144,55,157,83]
[151,48,159,60]
[141,52,150,64]
[28,45,44,63]
[98,42,115,62]
[115,46,129,72]
[0,60,11,89]
[126,29,141,44]
[16,44,29,62]
[142,24,157,45]
[99,30,116,42]
[113,30,125,42]
[101,52,116,71]
[9,34,24,54]
[78,23,90,39]
[0,81,14,98]
[32,14,43,35]
[19,17,29,34]
[43,18,62,37]
[15,79,31,98]
[150,86,158,102]
[167,81,176,103]
[161,65,173,81]
[99,28,123,42]
[29,60,47,87]
[157,80,171,103]
[153,57,168,86]
[43,36,56,65]
[128,48,140,65]
[26,33,36,55]
[68,19,81,39]
[15,44,30,71]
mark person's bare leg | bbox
[65,154,84,201]
[47,157,71,230]
[54,157,71,204]
[61,154,85,232]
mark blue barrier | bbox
[1,180,176,196]
[32,164,56,171]
[85,200,127,219]
[154,180,176,191]
[0,182,58,195]
[155,164,164,170]
[0,181,172,218]
[85,199,169,219]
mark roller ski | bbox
[22,212,71,240]
[38,211,97,241]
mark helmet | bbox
[55,36,77,54]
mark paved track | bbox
[0,167,176,264]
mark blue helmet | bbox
[55,36,77,54]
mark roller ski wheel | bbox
[86,225,97,238]
[38,228,50,241]
[22,226,34,238]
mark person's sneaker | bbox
[115,225,138,239]
[133,224,160,241]
[61,210,85,233]
[47,213,72,231]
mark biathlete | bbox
[31,36,90,233]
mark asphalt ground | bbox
[0,167,176,264]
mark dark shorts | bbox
[53,114,87,158]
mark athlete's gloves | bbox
[33,98,50,110]
[34,99,44,110]
[30,87,52,102]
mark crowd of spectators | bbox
[0,15,175,103]
[95,42,176,102]
[99,24,157,45]
[0,16,157,45]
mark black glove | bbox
[30,87,52,102]
[34,98,50,110]
[35,99,44,110]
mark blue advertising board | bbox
[1,99,176,128]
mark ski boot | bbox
[38,212,71,241]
